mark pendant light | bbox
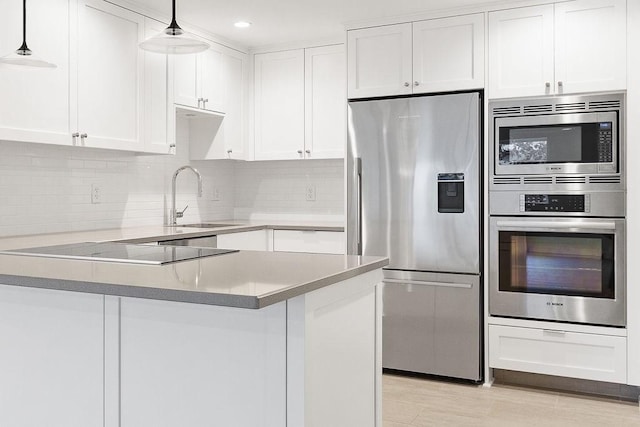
[0,0,56,68]
[139,0,209,55]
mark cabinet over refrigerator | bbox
[347,92,483,381]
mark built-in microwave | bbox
[489,92,625,189]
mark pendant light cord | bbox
[19,0,29,52]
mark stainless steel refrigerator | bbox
[347,92,482,381]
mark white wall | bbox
[233,159,344,221]
[0,121,345,237]
[0,119,234,237]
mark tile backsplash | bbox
[0,121,344,237]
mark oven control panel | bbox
[519,194,591,213]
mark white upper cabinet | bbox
[174,43,224,112]
[189,47,248,160]
[347,23,413,99]
[143,17,175,154]
[254,49,305,160]
[0,0,72,146]
[347,15,484,99]
[304,45,346,159]
[554,0,626,94]
[489,0,626,98]
[218,49,247,159]
[75,0,144,151]
[412,14,485,94]
[488,5,554,98]
[254,45,346,161]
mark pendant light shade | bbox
[0,0,56,68]
[139,0,209,54]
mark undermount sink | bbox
[178,223,238,229]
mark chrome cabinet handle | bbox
[226,149,232,158]
[404,82,410,87]
[297,149,303,155]
[414,81,420,86]
[557,81,563,91]
[305,149,311,154]
[202,98,209,108]
[545,82,551,89]
[197,97,203,108]
[72,132,79,144]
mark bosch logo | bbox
[547,302,564,307]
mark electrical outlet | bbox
[212,187,220,201]
[91,183,102,204]
[305,184,316,201]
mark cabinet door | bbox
[347,23,412,99]
[220,48,247,159]
[174,53,199,108]
[76,0,144,151]
[199,45,224,112]
[120,297,287,426]
[254,50,305,160]
[554,0,626,94]
[488,5,554,98]
[0,0,72,146]
[143,17,175,154]
[413,14,484,93]
[0,285,104,427]
[304,44,345,159]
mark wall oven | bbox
[488,92,626,327]
[489,216,625,327]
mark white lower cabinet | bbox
[489,323,627,383]
[0,285,104,427]
[217,229,273,251]
[273,230,345,254]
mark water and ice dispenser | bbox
[437,173,465,213]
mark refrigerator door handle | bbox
[355,157,363,255]
[383,278,473,289]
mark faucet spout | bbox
[170,165,203,226]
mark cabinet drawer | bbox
[489,324,626,383]
[273,230,344,254]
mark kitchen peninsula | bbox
[0,226,387,427]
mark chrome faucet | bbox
[170,165,203,226]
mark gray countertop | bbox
[0,222,387,309]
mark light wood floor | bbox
[383,373,640,426]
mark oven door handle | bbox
[495,220,617,232]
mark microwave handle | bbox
[495,220,616,232]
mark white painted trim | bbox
[626,0,639,387]
[343,0,558,31]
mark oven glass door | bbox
[498,231,615,298]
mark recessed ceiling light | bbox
[234,21,252,28]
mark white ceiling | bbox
[133,0,496,49]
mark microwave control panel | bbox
[519,194,590,213]
[598,122,613,163]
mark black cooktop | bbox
[0,242,238,265]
